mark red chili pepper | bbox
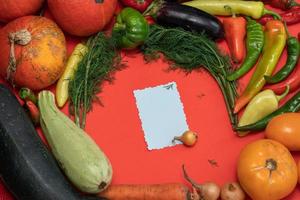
[259,7,300,25]
[264,61,300,94]
[262,0,300,10]
[23,101,40,125]
[120,0,153,12]
[223,17,247,63]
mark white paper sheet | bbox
[133,82,189,150]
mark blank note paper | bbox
[133,82,189,150]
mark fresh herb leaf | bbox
[141,25,238,127]
[68,32,121,128]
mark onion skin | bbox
[173,130,198,147]
[198,182,220,200]
[220,182,245,200]
[182,165,220,200]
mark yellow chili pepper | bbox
[56,43,88,107]
[238,86,289,136]
[182,0,281,19]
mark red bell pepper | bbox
[261,0,300,10]
[120,0,153,12]
[223,16,246,63]
[259,6,300,25]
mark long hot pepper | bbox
[227,17,264,81]
[259,6,300,25]
[264,39,300,94]
[182,0,281,19]
[261,0,300,10]
[234,20,287,113]
[264,26,300,84]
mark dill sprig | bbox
[68,32,120,128]
[141,25,238,127]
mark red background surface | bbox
[0,3,300,200]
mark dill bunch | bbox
[68,32,120,128]
[141,25,238,127]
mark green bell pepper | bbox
[113,7,149,49]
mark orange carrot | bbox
[99,183,196,200]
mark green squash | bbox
[38,91,112,194]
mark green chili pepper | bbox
[113,7,149,49]
[235,88,300,132]
[264,26,300,84]
[237,86,289,136]
[234,20,287,113]
[227,17,264,81]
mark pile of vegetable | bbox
[0,0,300,199]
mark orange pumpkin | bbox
[47,0,117,36]
[237,139,297,200]
[265,113,300,151]
[0,0,44,22]
[0,16,66,90]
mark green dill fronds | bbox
[68,32,120,128]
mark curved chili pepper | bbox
[234,20,287,113]
[182,0,281,19]
[264,62,300,94]
[223,16,246,63]
[235,89,300,132]
[23,101,40,125]
[261,0,300,10]
[227,17,264,81]
[259,7,300,25]
[264,27,300,83]
[264,44,300,94]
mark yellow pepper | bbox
[56,43,88,107]
[237,86,289,136]
[182,0,281,19]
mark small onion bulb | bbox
[173,130,198,147]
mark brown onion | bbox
[173,130,198,147]
[220,182,245,200]
[182,165,220,200]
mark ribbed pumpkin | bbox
[0,16,66,90]
[0,0,44,22]
[47,0,117,36]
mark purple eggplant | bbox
[144,0,224,40]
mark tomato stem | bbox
[265,158,277,171]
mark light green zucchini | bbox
[38,90,112,194]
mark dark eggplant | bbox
[0,84,106,200]
[144,0,224,40]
